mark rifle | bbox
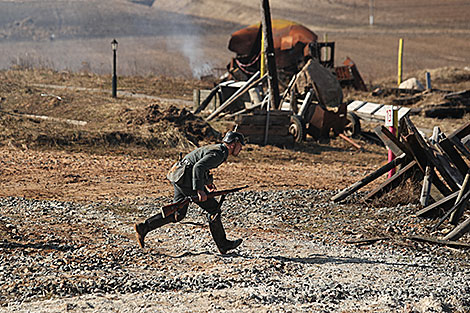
[161,185,249,218]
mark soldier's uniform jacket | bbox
[167,143,229,191]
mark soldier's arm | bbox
[192,152,224,192]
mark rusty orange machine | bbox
[226,19,366,91]
[202,19,365,142]
[227,19,317,82]
[286,58,361,142]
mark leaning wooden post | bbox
[443,217,470,241]
[420,127,440,206]
[450,169,470,225]
[331,154,407,202]
[425,72,432,90]
[260,0,281,110]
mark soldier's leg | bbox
[134,184,189,248]
[198,195,242,254]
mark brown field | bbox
[0,1,469,202]
[0,0,469,81]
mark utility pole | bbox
[260,0,281,110]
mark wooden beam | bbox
[447,121,470,141]
[432,188,470,231]
[450,170,470,225]
[205,72,264,121]
[443,216,470,241]
[403,116,459,191]
[374,125,409,156]
[449,136,470,160]
[403,132,452,197]
[415,190,459,217]
[193,85,220,115]
[420,164,434,207]
[364,160,418,200]
[437,137,469,176]
[331,154,408,202]
[407,235,470,249]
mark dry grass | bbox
[371,178,422,208]
[0,68,223,157]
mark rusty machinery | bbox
[220,19,365,142]
[226,19,367,92]
[286,58,361,142]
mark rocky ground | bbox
[1,189,470,312]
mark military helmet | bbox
[223,131,245,146]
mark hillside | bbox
[0,0,469,81]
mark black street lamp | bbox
[111,39,118,98]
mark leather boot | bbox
[208,213,242,254]
[134,213,173,249]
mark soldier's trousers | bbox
[143,183,221,231]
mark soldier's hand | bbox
[206,184,217,192]
[197,190,207,202]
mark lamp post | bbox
[111,39,118,98]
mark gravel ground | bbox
[1,190,470,312]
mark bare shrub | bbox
[371,178,422,208]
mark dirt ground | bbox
[0,67,469,205]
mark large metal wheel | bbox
[344,112,361,137]
[289,115,306,142]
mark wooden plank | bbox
[193,85,220,114]
[403,132,451,197]
[450,170,470,225]
[447,121,470,140]
[364,160,418,200]
[432,188,470,231]
[420,126,440,207]
[443,216,470,241]
[404,116,459,191]
[374,125,411,156]
[449,136,470,160]
[407,235,470,249]
[356,102,383,115]
[433,148,463,186]
[420,165,433,207]
[331,154,409,202]
[206,72,264,121]
[415,190,459,217]
[438,138,469,175]
[347,100,367,111]
[405,116,459,191]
